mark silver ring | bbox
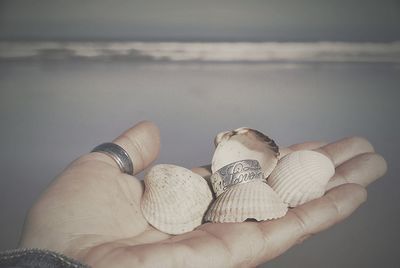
[210,159,264,197]
[91,143,134,175]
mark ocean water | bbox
[0,42,399,267]
[1,41,400,62]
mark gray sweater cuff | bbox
[0,248,90,268]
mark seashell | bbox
[204,180,288,223]
[211,127,279,178]
[214,130,230,147]
[141,164,213,235]
[268,150,335,207]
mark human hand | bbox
[19,121,387,267]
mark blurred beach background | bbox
[1,1,400,267]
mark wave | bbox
[1,41,400,63]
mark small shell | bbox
[141,164,213,235]
[211,127,279,178]
[204,180,288,223]
[268,150,335,207]
[214,130,230,147]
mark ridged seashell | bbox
[268,150,335,207]
[204,180,288,222]
[141,164,213,235]
[211,127,279,178]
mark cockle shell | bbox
[204,180,288,223]
[141,164,213,235]
[268,150,335,207]
[212,127,279,178]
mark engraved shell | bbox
[211,127,279,178]
[141,164,213,235]
[267,150,335,207]
[204,180,288,223]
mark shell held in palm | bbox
[204,180,288,223]
[267,150,335,207]
[141,164,213,235]
[211,127,280,178]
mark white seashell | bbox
[204,180,288,223]
[141,164,213,235]
[211,127,279,178]
[268,150,335,207]
[214,130,230,147]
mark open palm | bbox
[19,121,387,268]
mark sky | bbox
[0,0,400,41]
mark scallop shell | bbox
[204,180,288,222]
[141,164,213,235]
[268,150,335,207]
[211,127,279,178]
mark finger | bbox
[280,141,327,159]
[289,141,328,151]
[112,121,160,174]
[314,136,374,167]
[326,153,387,190]
[73,121,160,175]
[196,184,366,267]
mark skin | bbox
[19,121,387,268]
